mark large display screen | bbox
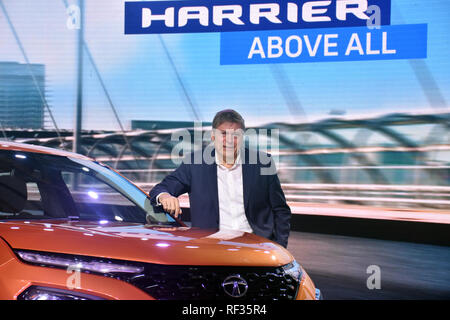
[0,0,448,130]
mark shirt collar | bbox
[215,150,241,170]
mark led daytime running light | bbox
[16,250,144,274]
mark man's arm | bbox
[149,162,191,216]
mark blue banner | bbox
[220,24,427,65]
[125,0,391,34]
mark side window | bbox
[0,175,45,218]
[61,171,146,223]
[23,182,45,217]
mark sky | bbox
[0,0,449,130]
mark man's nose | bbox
[224,134,234,144]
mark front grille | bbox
[14,249,299,300]
[128,264,300,300]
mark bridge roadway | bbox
[287,231,450,299]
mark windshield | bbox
[0,150,176,225]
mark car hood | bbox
[0,220,293,266]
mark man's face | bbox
[211,121,243,162]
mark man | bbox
[149,109,291,247]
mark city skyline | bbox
[0,61,45,129]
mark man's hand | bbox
[158,193,183,218]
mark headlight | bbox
[315,288,323,300]
[282,260,303,281]
[15,250,144,275]
[18,286,103,300]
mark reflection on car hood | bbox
[0,220,293,266]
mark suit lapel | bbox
[242,153,254,214]
[207,150,219,225]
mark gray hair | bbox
[212,109,245,130]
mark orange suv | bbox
[0,141,320,300]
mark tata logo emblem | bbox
[222,274,248,298]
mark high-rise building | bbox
[0,61,46,129]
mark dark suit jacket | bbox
[149,148,291,247]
